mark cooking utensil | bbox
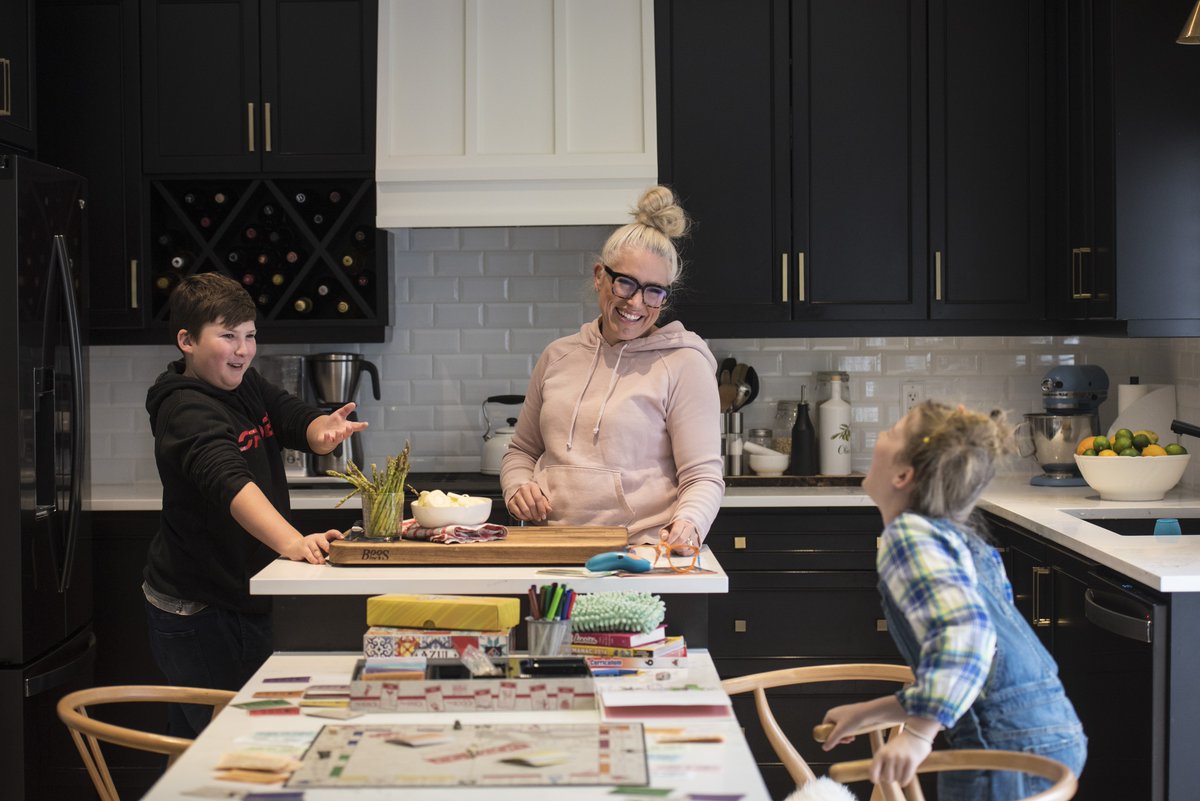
[731,362,749,389]
[745,366,759,405]
[718,383,737,413]
[733,382,752,411]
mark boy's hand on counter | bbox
[287,529,345,564]
[506,482,552,522]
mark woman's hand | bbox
[659,520,700,554]
[309,403,369,454]
[285,529,345,564]
[506,482,552,522]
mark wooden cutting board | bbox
[327,526,628,566]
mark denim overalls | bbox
[879,522,1087,801]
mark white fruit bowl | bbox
[1074,454,1191,501]
[411,496,492,528]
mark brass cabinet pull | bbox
[247,102,255,152]
[130,259,139,309]
[733,536,747,550]
[264,102,272,152]
[1031,566,1051,628]
[934,251,943,301]
[734,619,747,633]
[1071,247,1093,299]
[876,619,888,632]
[797,252,805,302]
[0,58,10,116]
[781,253,788,303]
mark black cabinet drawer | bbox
[708,575,900,660]
[707,509,880,570]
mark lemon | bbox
[1132,433,1151,451]
[1165,443,1188,455]
[1134,429,1159,445]
[1093,435,1110,452]
[1098,449,1118,457]
[1142,444,1167,457]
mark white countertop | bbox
[92,477,1200,592]
[141,650,770,801]
[250,545,729,596]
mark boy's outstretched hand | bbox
[286,529,345,564]
[309,402,369,454]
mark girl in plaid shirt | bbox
[820,401,1085,800]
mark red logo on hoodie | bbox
[237,414,276,452]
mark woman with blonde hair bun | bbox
[501,186,723,552]
[820,401,1086,800]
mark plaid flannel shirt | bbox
[878,512,998,728]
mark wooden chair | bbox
[828,749,1077,801]
[57,685,237,801]
[721,663,918,799]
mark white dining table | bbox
[140,649,772,801]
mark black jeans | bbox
[144,600,273,738]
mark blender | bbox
[1022,365,1109,486]
[305,352,381,476]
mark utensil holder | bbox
[526,617,573,656]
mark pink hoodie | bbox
[501,318,725,545]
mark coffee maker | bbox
[305,352,381,476]
[1022,365,1109,486]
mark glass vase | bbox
[362,492,402,539]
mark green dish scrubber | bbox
[570,592,665,634]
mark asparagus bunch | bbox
[327,441,412,538]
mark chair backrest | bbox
[828,749,1077,801]
[57,685,236,801]
[721,663,916,790]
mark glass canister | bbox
[772,401,800,454]
[747,428,773,450]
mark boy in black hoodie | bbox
[143,272,365,737]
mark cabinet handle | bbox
[934,251,943,301]
[797,252,805,302]
[0,58,10,117]
[247,102,255,152]
[734,619,747,633]
[1071,247,1093,300]
[781,253,788,303]
[876,619,888,632]
[1031,566,1051,628]
[130,259,139,309]
[733,536,747,550]
[264,102,272,152]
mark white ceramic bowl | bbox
[1074,454,1191,501]
[749,451,789,476]
[411,496,493,528]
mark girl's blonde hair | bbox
[900,401,1015,526]
[600,185,690,284]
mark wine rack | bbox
[147,175,387,342]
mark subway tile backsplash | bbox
[88,226,1200,491]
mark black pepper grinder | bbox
[788,389,818,476]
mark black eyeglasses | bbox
[602,265,671,309]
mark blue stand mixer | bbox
[1023,365,1109,487]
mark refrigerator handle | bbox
[25,631,96,698]
[51,234,85,592]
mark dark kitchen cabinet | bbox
[1049,0,1200,334]
[705,508,908,800]
[38,0,145,332]
[659,1,1048,336]
[141,0,376,174]
[0,0,36,152]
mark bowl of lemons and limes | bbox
[1073,428,1190,501]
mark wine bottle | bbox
[328,190,343,204]
[787,399,818,476]
[169,253,189,271]
[240,272,257,287]
[182,192,197,206]
[266,228,282,244]
[340,254,355,270]
[198,215,214,230]
[284,249,301,265]
[354,270,373,289]
[270,272,286,287]
[254,290,275,309]
[352,226,373,247]
[292,296,314,314]
[261,203,277,218]
[154,273,179,294]
[294,192,307,205]
[213,191,228,205]
[311,213,325,226]
[310,277,332,298]
[256,251,273,267]
[334,298,352,315]
[156,232,175,248]
[226,249,244,265]
[243,225,259,242]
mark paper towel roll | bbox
[1109,385,1176,442]
[1117,383,1159,415]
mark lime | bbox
[1119,447,1140,457]
[1093,435,1110,452]
[1132,434,1151,451]
[1112,437,1132,453]
[1165,443,1188,456]
[1116,428,1134,441]
[1083,448,1097,456]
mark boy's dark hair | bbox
[169,272,256,343]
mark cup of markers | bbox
[526,583,576,657]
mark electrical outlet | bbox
[901,382,924,412]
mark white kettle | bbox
[481,395,524,475]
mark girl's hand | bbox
[820,697,906,751]
[659,520,700,554]
[870,730,933,787]
[506,482,552,522]
[286,529,345,564]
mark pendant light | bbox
[1179,0,1200,44]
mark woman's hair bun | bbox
[634,185,689,240]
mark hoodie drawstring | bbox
[592,343,628,437]
[565,343,605,451]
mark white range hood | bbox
[375,0,658,228]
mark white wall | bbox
[87,226,1199,490]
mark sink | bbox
[1062,508,1200,536]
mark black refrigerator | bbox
[0,155,94,800]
